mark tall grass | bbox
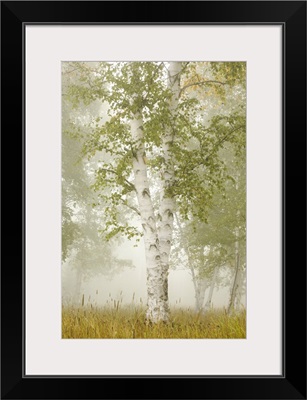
[62,303,246,339]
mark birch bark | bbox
[235,265,245,310]
[157,62,182,309]
[227,225,241,314]
[130,113,168,322]
[175,213,202,312]
[195,278,208,312]
[130,63,182,322]
[227,179,243,314]
[204,266,219,311]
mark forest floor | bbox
[62,305,246,339]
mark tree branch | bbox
[180,80,226,96]
[98,168,136,192]
[62,67,80,75]
[122,200,141,216]
[180,62,190,75]
[161,62,169,72]
[202,125,244,164]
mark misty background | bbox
[62,61,246,316]
[62,238,235,309]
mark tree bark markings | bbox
[130,113,169,322]
[131,63,183,322]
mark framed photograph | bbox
[1,1,306,399]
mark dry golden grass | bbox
[62,304,246,339]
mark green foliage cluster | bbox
[64,61,246,244]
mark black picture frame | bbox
[1,1,306,399]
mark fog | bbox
[62,237,241,310]
[62,61,246,322]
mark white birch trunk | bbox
[228,179,243,314]
[228,226,241,315]
[204,266,219,311]
[195,278,207,312]
[190,263,201,310]
[130,113,168,323]
[175,213,207,313]
[157,62,182,307]
[235,265,245,310]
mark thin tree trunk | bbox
[174,212,206,312]
[130,113,167,323]
[204,266,219,311]
[227,231,240,314]
[158,61,182,309]
[228,179,242,314]
[235,264,245,310]
[191,265,207,312]
[175,219,208,313]
[198,247,208,312]
[195,278,207,312]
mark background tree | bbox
[170,64,246,313]
[62,64,133,304]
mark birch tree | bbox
[64,61,246,322]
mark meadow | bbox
[62,302,246,339]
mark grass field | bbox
[62,304,246,339]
